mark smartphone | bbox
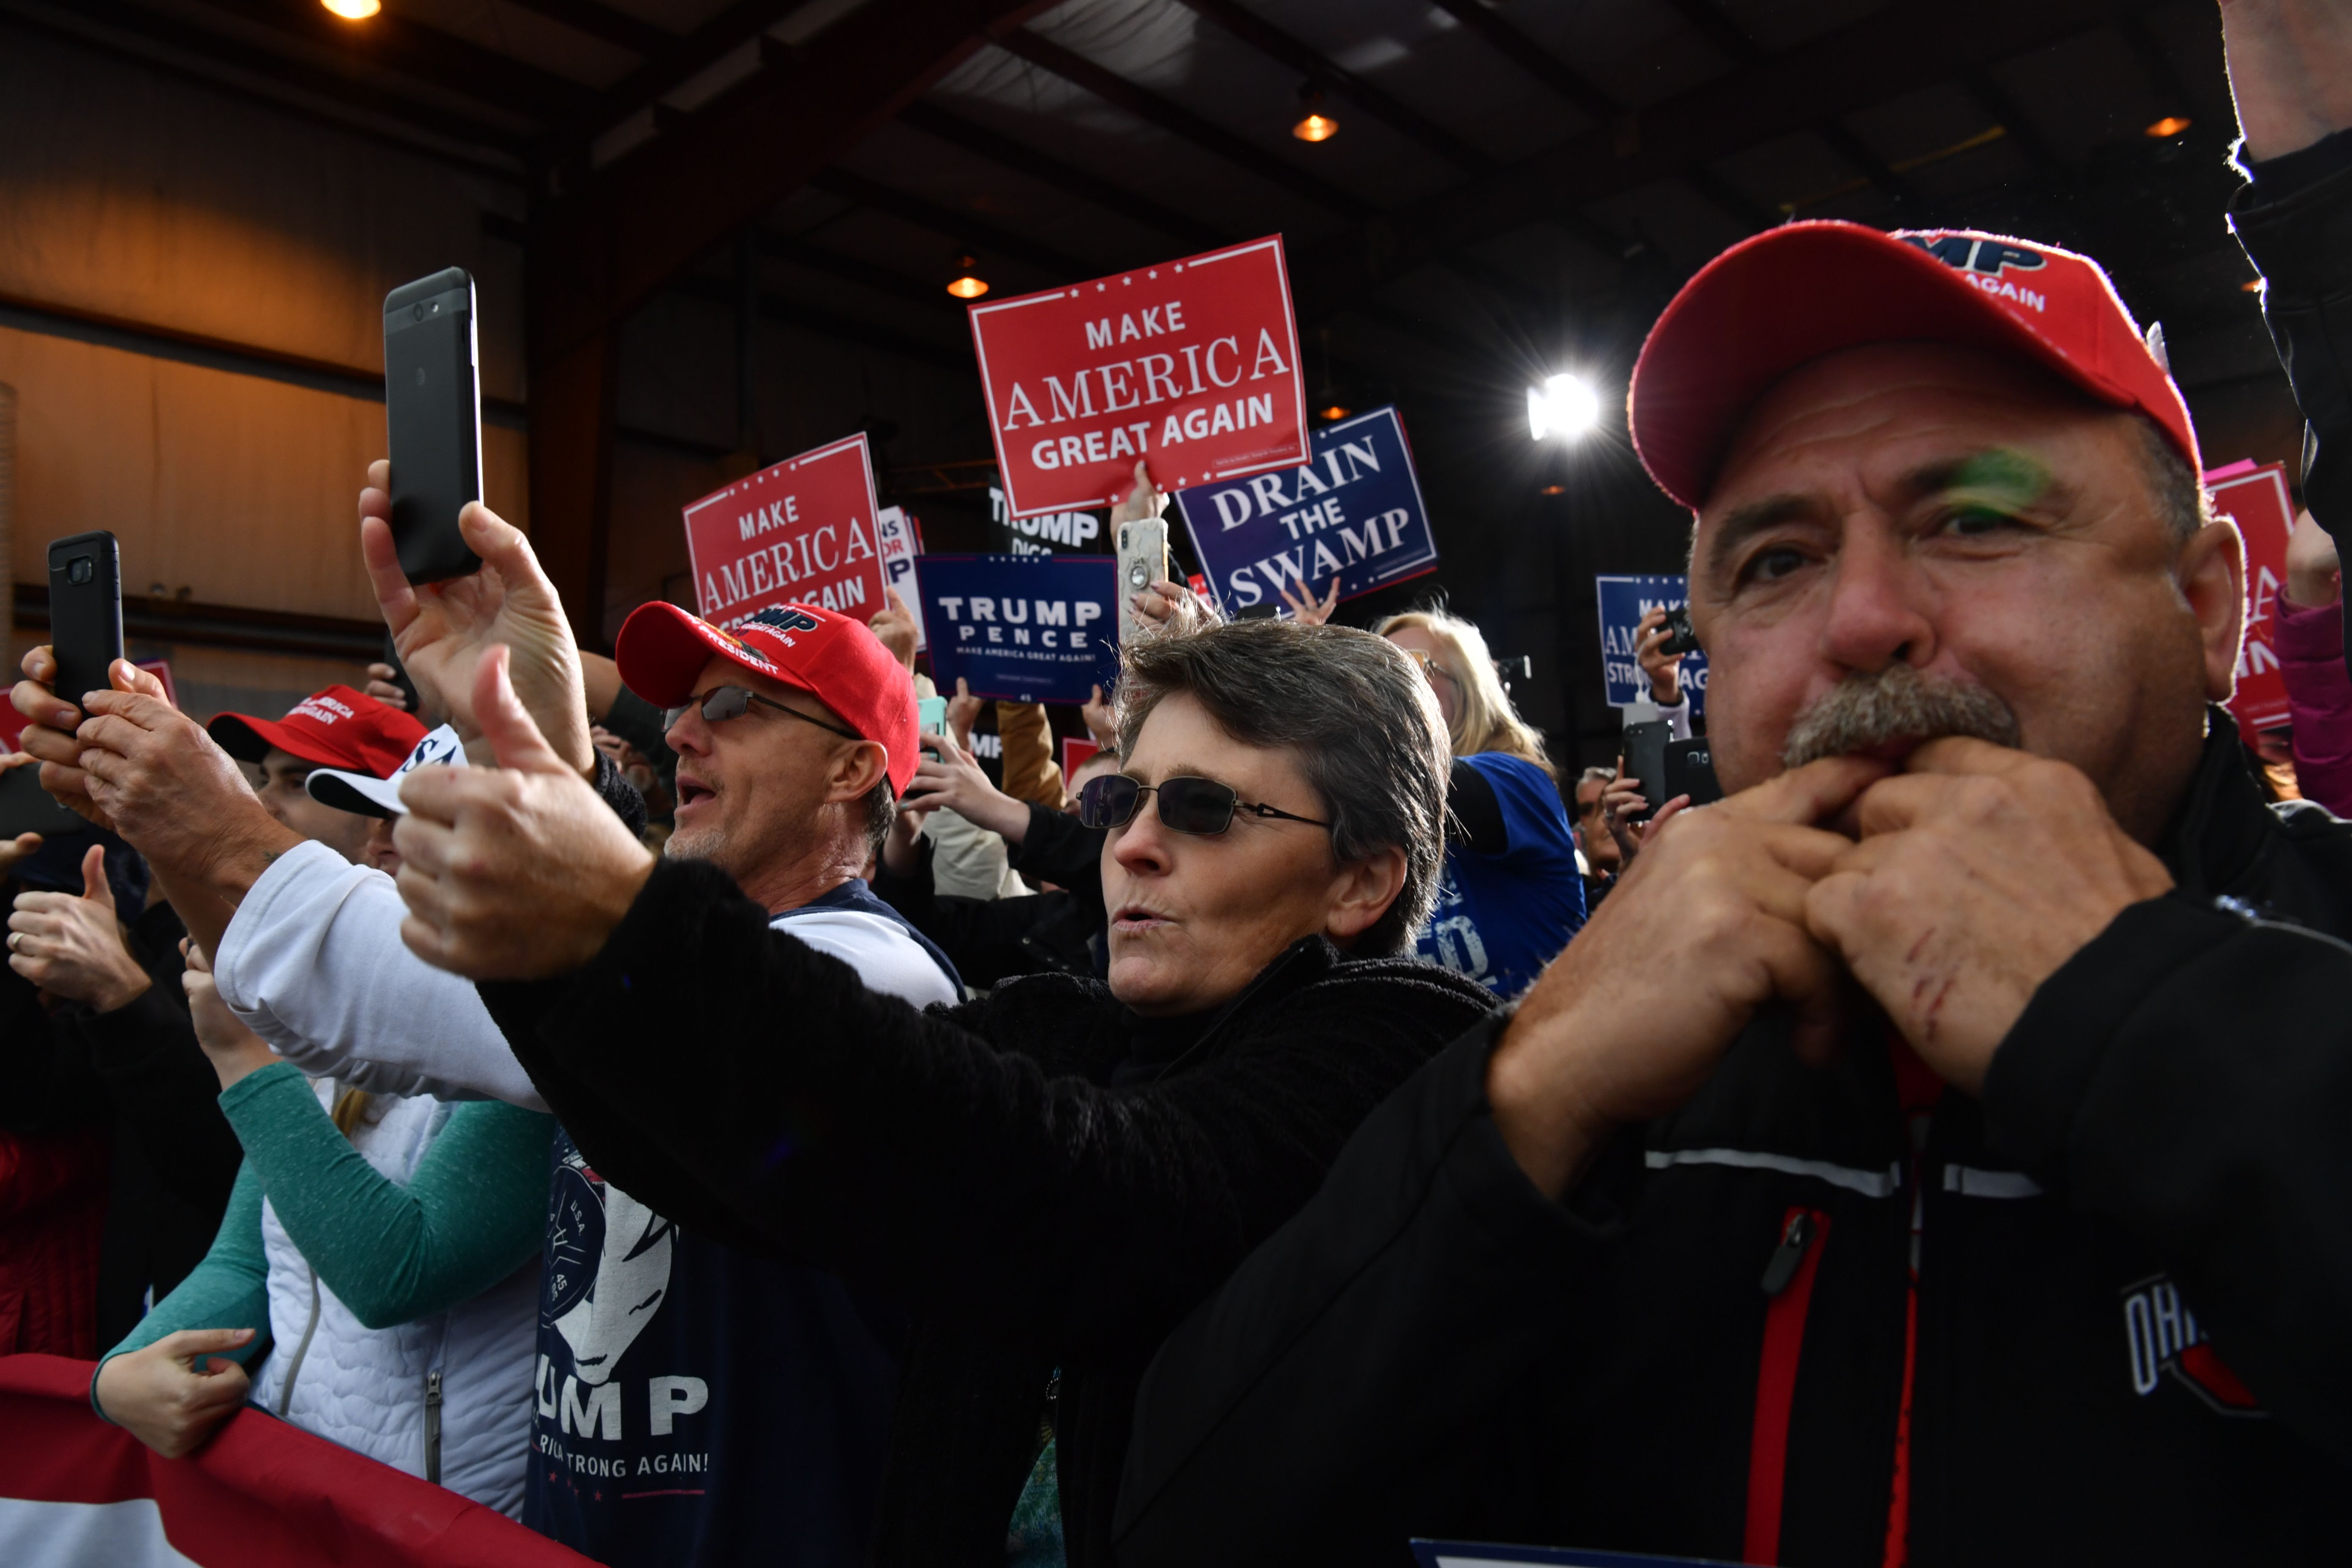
[1621,718,1673,817]
[382,267,484,583]
[1663,736,1723,808]
[1659,604,1699,657]
[47,531,123,718]
[1116,516,1169,646]
[0,763,80,838]
[917,696,948,736]
[380,631,421,715]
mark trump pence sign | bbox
[682,433,887,629]
[968,237,1308,518]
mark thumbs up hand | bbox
[8,842,154,1011]
[393,645,656,980]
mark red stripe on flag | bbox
[0,1355,592,1567]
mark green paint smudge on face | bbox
[1945,448,2052,512]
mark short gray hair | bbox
[2134,415,2213,543]
[1114,619,1449,956]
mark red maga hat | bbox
[208,686,427,778]
[616,601,920,795]
[1628,222,2200,512]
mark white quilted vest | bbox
[244,1082,539,1517]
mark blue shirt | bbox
[1413,751,1587,999]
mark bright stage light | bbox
[1527,373,1599,441]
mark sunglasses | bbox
[664,685,860,741]
[1077,773,1331,836]
[1402,648,1457,685]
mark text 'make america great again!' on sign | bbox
[967,236,1309,519]
[681,433,888,629]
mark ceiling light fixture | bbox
[1293,85,1339,143]
[1527,373,1599,441]
[946,255,988,300]
[1316,403,1350,422]
[321,0,381,17]
[2145,115,2192,138]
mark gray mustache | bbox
[1780,665,2021,769]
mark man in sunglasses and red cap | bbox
[1113,8,2352,1565]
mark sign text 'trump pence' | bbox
[682,433,888,629]
[917,553,1119,705]
[968,236,1308,519]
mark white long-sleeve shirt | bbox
[213,840,957,1110]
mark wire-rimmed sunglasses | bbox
[1401,647,1458,686]
[1076,773,1331,836]
[663,685,860,740]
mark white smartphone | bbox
[1117,516,1170,647]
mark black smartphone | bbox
[1621,718,1673,817]
[1663,736,1723,808]
[380,630,421,714]
[1659,604,1699,657]
[0,763,81,838]
[47,531,123,719]
[382,267,484,583]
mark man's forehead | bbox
[693,653,798,703]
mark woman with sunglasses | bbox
[1373,608,1588,1000]
[394,615,1497,1568]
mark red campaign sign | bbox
[969,236,1308,518]
[2207,460,2297,738]
[681,433,887,629]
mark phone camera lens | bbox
[412,303,425,321]
[66,557,94,585]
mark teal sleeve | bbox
[217,1062,553,1331]
[96,1161,270,1416]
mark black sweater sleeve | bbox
[1447,757,1508,853]
[1008,803,1106,898]
[482,857,1490,1361]
[1114,1019,1600,1566]
[71,986,242,1216]
[870,832,1078,988]
[1984,892,2352,1465]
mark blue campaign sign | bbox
[1595,574,1709,716]
[1171,406,1438,615]
[917,553,1120,704]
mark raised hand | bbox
[1108,458,1169,525]
[1081,684,1119,751]
[899,731,1030,843]
[869,587,922,671]
[2222,0,2352,161]
[394,646,655,980]
[1278,576,1341,626]
[180,937,280,1089]
[358,460,593,776]
[8,844,152,1011]
[946,677,983,752]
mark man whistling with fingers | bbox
[1113,23,2352,1557]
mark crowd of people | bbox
[3,5,2350,1564]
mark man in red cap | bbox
[206,686,426,869]
[1112,7,2352,1565]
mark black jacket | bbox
[0,899,242,1348]
[871,801,1108,985]
[1113,722,2352,1566]
[2231,126,2352,663]
[479,858,1494,1568]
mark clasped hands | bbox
[1491,737,2174,1196]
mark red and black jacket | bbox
[1113,721,2352,1567]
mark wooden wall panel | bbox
[0,326,528,619]
[0,24,527,399]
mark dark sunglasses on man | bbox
[664,685,860,740]
[1076,773,1330,837]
